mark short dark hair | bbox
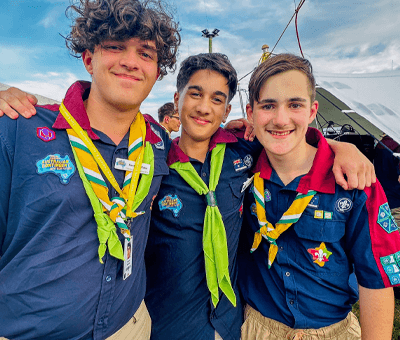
[176,53,237,102]
[158,102,175,122]
[65,0,181,78]
[248,53,316,108]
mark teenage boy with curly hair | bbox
[0,0,179,339]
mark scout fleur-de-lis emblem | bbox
[307,242,332,267]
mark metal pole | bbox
[209,37,212,53]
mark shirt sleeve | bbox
[346,182,400,288]
[0,119,15,253]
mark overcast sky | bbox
[1,0,399,121]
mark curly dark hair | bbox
[65,0,181,78]
[176,53,238,102]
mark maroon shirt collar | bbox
[253,127,336,194]
[52,81,162,145]
[167,127,237,166]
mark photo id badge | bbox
[123,238,133,280]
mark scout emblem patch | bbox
[308,195,320,208]
[381,251,400,285]
[159,194,183,217]
[377,203,399,233]
[243,154,253,168]
[307,242,332,267]
[37,127,56,142]
[36,154,75,184]
[335,197,353,213]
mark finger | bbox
[27,93,38,106]
[345,171,359,191]
[364,168,372,188]
[356,169,366,190]
[332,165,349,190]
[0,99,19,119]
[0,88,36,118]
[370,166,377,184]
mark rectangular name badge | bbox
[115,158,150,175]
[123,238,133,280]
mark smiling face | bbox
[175,69,231,144]
[82,37,159,112]
[247,69,318,160]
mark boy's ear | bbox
[246,103,254,124]
[222,104,232,123]
[82,50,94,75]
[156,67,161,80]
[309,100,319,124]
[173,92,180,112]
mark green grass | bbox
[352,299,400,339]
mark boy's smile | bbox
[247,69,318,160]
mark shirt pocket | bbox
[293,216,349,275]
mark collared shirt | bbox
[375,136,400,209]
[145,128,262,340]
[238,129,400,329]
[0,81,170,339]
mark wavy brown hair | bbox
[65,0,181,78]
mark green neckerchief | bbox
[169,143,236,308]
[71,141,155,263]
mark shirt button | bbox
[280,246,284,250]
[285,272,290,277]
[202,172,207,177]
[105,275,112,282]
[289,300,294,305]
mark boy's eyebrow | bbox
[187,86,227,99]
[140,43,158,53]
[257,97,307,104]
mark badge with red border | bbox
[37,127,56,142]
[307,242,332,267]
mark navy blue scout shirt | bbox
[145,128,261,340]
[0,81,170,340]
[238,130,400,329]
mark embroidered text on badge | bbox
[158,194,182,217]
[37,127,56,142]
[307,242,332,267]
[36,154,75,184]
[377,203,399,233]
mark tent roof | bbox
[313,71,400,145]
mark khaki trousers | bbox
[241,304,361,340]
[106,300,151,340]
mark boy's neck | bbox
[84,93,140,146]
[178,132,210,163]
[266,142,317,186]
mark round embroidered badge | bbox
[335,197,353,213]
[243,154,253,168]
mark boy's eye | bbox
[103,45,122,51]
[262,104,273,110]
[290,103,302,109]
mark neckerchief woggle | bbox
[59,103,155,263]
[252,172,316,268]
[169,143,236,308]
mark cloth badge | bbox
[308,195,320,208]
[314,210,324,219]
[335,197,353,213]
[158,194,182,217]
[250,203,257,217]
[243,154,253,168]
[233,158,247,172]
[381,251,400,284]
[37,127,56,142]
[307,242,332,267]
[264,188,271,202]
[150,125,165,150]
[36,154,75,184]
[377,203,399,233]
[324,211,333,219]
